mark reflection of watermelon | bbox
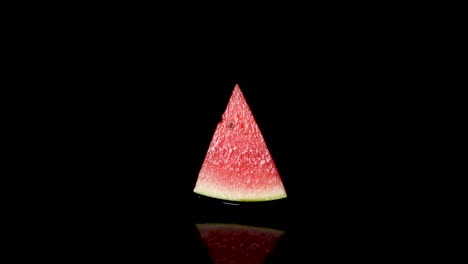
[196,223,284,264]
[193,84,287,202]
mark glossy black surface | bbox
[65,13,437,263]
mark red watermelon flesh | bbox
[196,223,284,264]
[193,84,287,202]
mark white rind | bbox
[193,172,287,202]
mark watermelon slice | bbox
[196,223,284,264]
[193,84,287,202]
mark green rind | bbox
[194,189,287,202]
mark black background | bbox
[49,9,448,264]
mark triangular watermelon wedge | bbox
[193,84,287,202]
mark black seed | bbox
[229,122,234,128]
